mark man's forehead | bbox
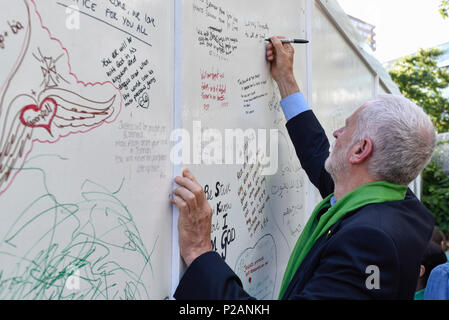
[346,106,365,124]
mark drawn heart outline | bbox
[20,97,57,134]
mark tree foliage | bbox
[422,156,449,235]
[389,48,449,134]
[441,0,449,19]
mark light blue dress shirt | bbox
[279,92,311,122]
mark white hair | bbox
[352,94,437,186]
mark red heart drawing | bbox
[20,97,57,134]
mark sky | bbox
[337,0,449,63]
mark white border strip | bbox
[171,0,183,300]
[305,0,317,216]
[373,74,380,97]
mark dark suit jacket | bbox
[174,110,435,300]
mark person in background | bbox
[424,230,449,300]
[431,227,449,261]
[415,242,447,300]
[424,261,449,300]
[445,232,449,261]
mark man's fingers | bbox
[175,176,202,193]
[266,45,274,62]
[174,175,205,199]
[270,36,295,56]
[183,169,206,195]
[270,36,284,52]
[172,196,189,214]
[182,169,198,183]
[174,187,198,210]
[285,42,294,54]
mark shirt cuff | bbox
[280,92,311,122]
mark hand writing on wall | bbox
[266,36,300,99]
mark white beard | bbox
[325,141,349,182]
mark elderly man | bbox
[172,37,436,300]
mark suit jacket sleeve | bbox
[286,110,335,199]
[175,226,402,300]
[174,252,255,300]
[290,226,401,300]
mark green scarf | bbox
[278,181,408,299]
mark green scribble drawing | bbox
[0,154,158,300]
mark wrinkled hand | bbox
[172,169,213,267]
[266,36,300,99]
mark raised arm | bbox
[267,37,334,198]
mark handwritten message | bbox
[270,163,305,237]
[201,69,228,111]
[237,141,270,238]
[235,234,277,299]
[192,0,239,59]
[238,73,268,115]
[62,0,157,44]
[0,20,24,50]
[204,180,235,261]
[102,37,156,110]
[243,20,270,42]
[114,120,168,178]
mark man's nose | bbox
[333,127,343,139]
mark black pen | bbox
[265,38,309,44]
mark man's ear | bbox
[420,265,425,278]
[349,138,373,164]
